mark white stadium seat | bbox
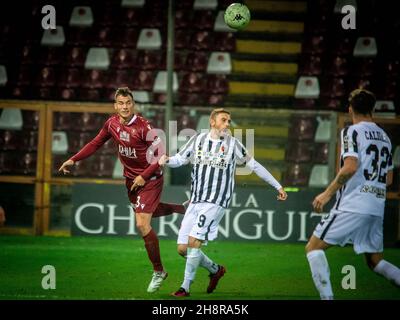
[84,48,110,70]
[309,165,329,187]
[0,108,23,130]
[194,0,218,10]
[40,26,65,47]
[207,52,232,74]
[314,117,332,142]
[121,0,145,8]
[294,76,320,99]
[214,11,236,32]
[353,37,377,57]
[132,91,150,103]
[0,65,7,86]
[374,100,396,118]
[196,115,210,132]
[52,131,68,155]
[153,71,178,93]
[137,28,162,50]
[69,6,94,27]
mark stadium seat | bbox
[207,52,232,74]
[17,152,37,175]
[68,132,94,153]
[185,51,208,72]
[175,29,192,49]
[334,0,357,13]
[16,66,33,86]
[0,108,23,130]
[52,131,68,155]
[22,110,40,130]
[141,8,166,28]
[121,0,145,8]
[107,70,133,89]
[92,155,115,178]
[132,71,155,91]
[298,55,322,76]
[76,112,103,131]
[213,32,236,51]
[328,56,349,76]
[284,163,310,186]
[137,50,162,70]
[0,65,7,86]
[111,49,137,69]
[137,28,162,50]
[179,72,206,93]
[58,88,78,100]
[66,28,91,46]
[69,6,94,27]
[53,112,73,131]
[0,152,15,175]
[302,35,326,54]
[374,100,396,118]
[285,142,313,163]
[70,159,91,177]
[332,36,354,56]
[190,31,213,51]
[352,58,376,77]
[38,47,63,66]
[132,90,150,103]
[84,47,110,70]
[320,77,346,98]
[92,27,114,47]
[175,9,192,29]
[35,67,57,87]
[309,165,329,187]
[196,115,210,131]
[99,138,116,155]
[40,26,65,47]
[204,93,224,105]
[153,71,178,93]
[214,11,236,32]
[314,117,332,142]
[33,87,54,100]
[193,10,215,30]
[112,158,124,178]
[289,116,316,141]
[178,92,205,105]
[65,47,87,67]
[313,143,329,164]
[206,74,228,94]
[294,98,317,109]
[58,68,82,88]
[194,0,217,10]
[19,45,37,65]
[0,130,20,150]
[294,76,320,99]
[82,70,107,89]
[353,37,377,57]
[119,8,142,27]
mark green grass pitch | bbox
[0,235,399,300]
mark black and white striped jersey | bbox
[168,132,248,208]
[334,121,393,216]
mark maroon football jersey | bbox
[70,114,162,180]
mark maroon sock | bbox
[152,202,185,218]
[143,229,163,272]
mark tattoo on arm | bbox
[337,173,352,185]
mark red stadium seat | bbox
[58,68,82,88]
[320,77,346,98]
[82,70,108,89]
[21,130,38,152]
[68,132,95,153]
[193,10,215,30]
[115,28,139,48]
[289,116,316,141]
[185,51,208,72]
[179,72,206,93]
[17,152,37,175]
[285,142,313,163]
[107,70,134,89]
[65,47,87,67]
[178,92,205,105]
[91,27,115,47]
[175,30,192,49]
[0,130,20,150]
[66,27,91,46]
[111,49,137,69]
[132,71,155,91]
[79,89,103,101]
[313,143,329,164]
[206,74,228,94]
[204,93,224,106]
[327,56,349,76]
[120,8,142,27]
[190,31,213,51]
[213,32,236,52]
[22,110,40,130]
[16,66,33,86]
[92,155,115,178]
[38,47,63,66]
[298,55,322,76]
[35,67,57,87]
[302,35,326,54]
[0,152,15,175]
[58,88,78,101]
[136,50,162,70]
[284,163,310,186]
[175,9,192,29]
[19,45,37,65]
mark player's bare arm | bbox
[312,156,358,213]
[158,154,170,166]
[58,159,75,175]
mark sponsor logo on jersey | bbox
[119,130,130,142]
[118,144,137,158]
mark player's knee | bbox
[136,221,150,235]
[365,253,382,270]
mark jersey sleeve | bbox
[341,126,359,159]
[177,134,197,160]
[234,138,249,165]
[70,119,112,162]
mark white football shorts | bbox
[177,202,225,245]
[313,209,383,254]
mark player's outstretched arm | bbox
[312,156,358,213]
[58,159,75,175]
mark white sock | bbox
[199,251,219,274]
[307,250,334,300]
[374,259,400,286]
[181,248,202,292]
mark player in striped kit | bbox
[306,89,400,299]
[159,108,288,297]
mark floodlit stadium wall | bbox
[0,100,399,245]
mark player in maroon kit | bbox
[59,87,185,293]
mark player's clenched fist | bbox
[158,155,169,166]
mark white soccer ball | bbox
[224,3,251,30]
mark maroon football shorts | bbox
[125,176,163,214]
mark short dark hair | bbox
[115,87,133,101]
[348,89,376,115]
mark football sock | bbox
[143,229,163,272]
[307,250,334,300]
[199,251,219,274]
[152,202,185,217]
[181,248,202,292]
[374,259,400,286]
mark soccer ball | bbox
[224,3,251,30]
